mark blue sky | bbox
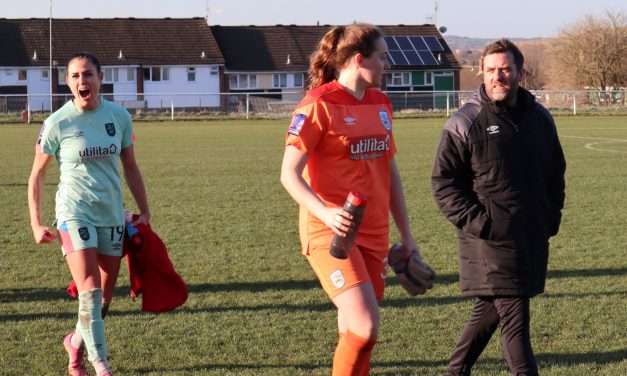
[5,0,625,39]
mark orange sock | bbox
[332,330,376,376]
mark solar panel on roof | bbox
[385,35,442,66]
[394,36,413,50]
[408,36,428,51]
[389,50,409,65]
[404,50,423,65]
[423,36,444,51]
[418,50,438,65]
[384,36,400,51]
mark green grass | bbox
[1,116,626,375]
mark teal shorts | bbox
[57,220,125,257]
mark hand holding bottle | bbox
[329,192,367,259]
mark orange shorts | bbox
[306,235,388,300]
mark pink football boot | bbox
[63,332,87,376]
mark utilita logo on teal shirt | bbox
[78,144,118,162]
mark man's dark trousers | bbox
[445,296,539,376]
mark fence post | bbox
[171,97,174,121]
[446,92,450,117]
[246,94,250,120]
[27,98,31,124]
[572,91,577,116]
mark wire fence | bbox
[1,90,625,123]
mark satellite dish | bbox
[439,26,447,33]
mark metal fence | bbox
[1,90,625,123]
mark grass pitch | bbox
[1,116,625,375]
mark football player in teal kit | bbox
[28,52,150,376]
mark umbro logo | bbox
[487,125,500,134]
[344,116,356,126]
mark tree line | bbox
[456,9,626,91]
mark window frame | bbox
[187,67,196,82]
[103,67,119,83]
[273,73,287,88]
[293,73,304,88]
[142,66,170,82]
[230,74,257,89]
[425,71,433,85]
[386,72,411,87]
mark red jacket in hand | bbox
[67,217,188,313]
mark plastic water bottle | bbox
[329,192,367,259]
[124,210,141,245]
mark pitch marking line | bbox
[561,135,627,154]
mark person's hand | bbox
[32,225,55,244]
[131,211,150,226]
[322,207,355,237]
[400,235,419,259]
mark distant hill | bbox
[444,35,543,52]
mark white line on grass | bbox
[561,135,627,154]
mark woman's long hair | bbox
[308,23,383,91]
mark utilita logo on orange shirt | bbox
[349,134,391,160]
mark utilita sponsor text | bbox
[79,144,117,162]
[349,135,390,160]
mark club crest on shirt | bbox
[288,113,307,136]
[78,227,90,241]
[378,110,391,131]
[330,269,346,289]
[105,123,116,137]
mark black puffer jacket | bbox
[432,85,566,297]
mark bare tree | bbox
[554,9,626,89]
[519,41,550,89]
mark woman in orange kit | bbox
[280,23,420,375]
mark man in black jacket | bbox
[432,39,566,375]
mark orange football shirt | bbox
[286,80,397,253]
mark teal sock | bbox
[76,288,108,362]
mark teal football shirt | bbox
[38,98,133,226]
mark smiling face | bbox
[66,57,103,111]
[482,51,524,106]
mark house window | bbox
[41,70,49,80]
[143,67,170,82]
[58,68,66,84]
[18,69,27,81]
[425,72,433,85]
[273,74,287,88]
[126,68,135,82]
[104,68,119,83]
[152,67,161,81]
[230,74,257,89]
[187,67,196,82]
[293,73,304,88]
[386,72,410,86]
[209,66,218,76]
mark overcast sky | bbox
[4,0,625,39]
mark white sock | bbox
[70,331,84,349]
[92,359,111,375]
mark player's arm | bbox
[280,145,351,237]
[28,148,55,243]
[389,158,418,254]
[121,144,150,225]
